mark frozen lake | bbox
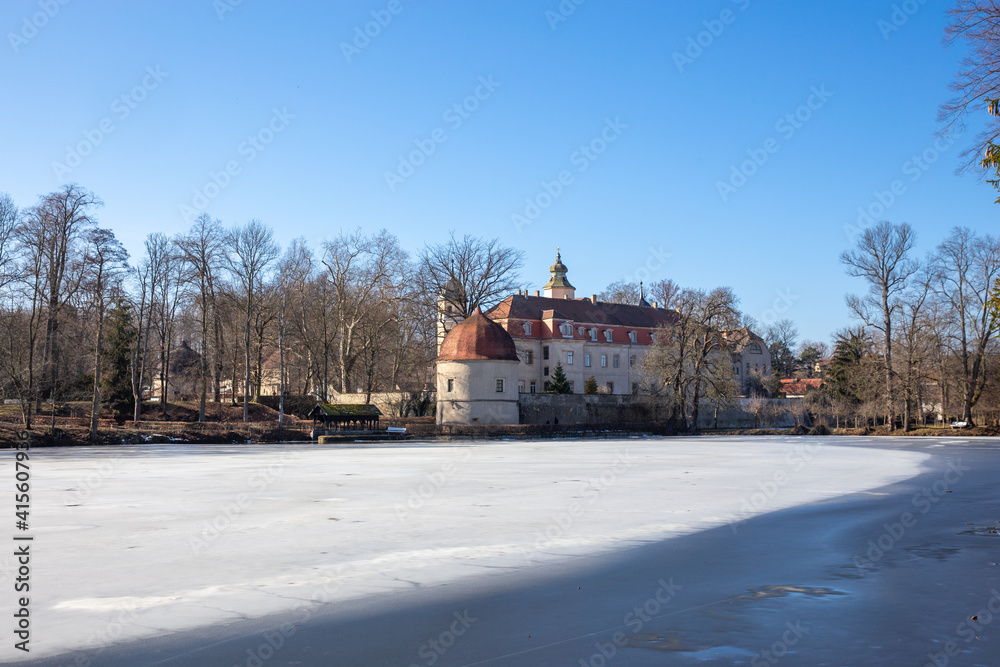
[2,436,930,663]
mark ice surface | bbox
[1,437,928,660]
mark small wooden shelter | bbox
[309,403,382,431]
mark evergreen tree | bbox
[583,375,598,395]
[102,299,138,420]
[547,363,573,394]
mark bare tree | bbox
[0,193,19,290]
[599,280,640,305]
[417,232,525,317]
[274,239,313,425]
[176,215,226,421]
[895,268,933,431]
[647,278,681,309]
[148,234,183,417]
[687,287,742,433]
[25,185,100,431]
[841,221,917,431]
[322,229,404,394]
[84,229,128,440]
[941,1,1000,179]
[642,286,741,432]
[226,219,280,422]
[929,227,1000,424]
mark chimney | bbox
[564,295,568,299]
[534,290,540,297]
[653,301,658,308]
[591,294,597,303]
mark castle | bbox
[436,252,771,425]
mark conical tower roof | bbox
[437,308,519,362]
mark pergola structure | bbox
[308,403,382,431]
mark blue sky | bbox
[1,0,995,346]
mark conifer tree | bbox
[547,362,573,394]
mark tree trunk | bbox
[243,298,251,423]
[89,304,105,441]
[278,300,285,429]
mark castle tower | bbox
[542,250,575,299]
[436,308,520,426]
[436,275,465,355]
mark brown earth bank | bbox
[0,400,994,446]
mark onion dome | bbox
[543,251,575,290]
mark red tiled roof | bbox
[779,378,822,395]
[438,308,520,362]
[487,294,679,329]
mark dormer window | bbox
[560,322,573,337]
[577,327,586,337]
[650,332,658,344]
[522,322,532,336]
[589,328,598,341]
[604,329,613,342]
[628,331,637,344]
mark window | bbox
[629,355,636,368]
[447,305,453,314]
[544,366,549,376]
[585,353,591,367]
[569,381,575,392]
[577,327,586,337]
[530,381,537,394]
[650,332,658,344]
[613,354,620,368]
[525,350,534,365]
[543,346,549,360]
[496,378,505,393]
[604,329,613,342]
[749,344,762,354]
[589,328,598,341]
[518,380,525,393]
[522,322,532,335]
[631,383,638,394]
[446,378,454,393]
[735,365,740,375]
[628,331,637,343]
[560,322,573,337]
[601,354,607,368]
[567,351,574,365]
[606,381,614,393]
[543,381,551,392]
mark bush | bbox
[808,424,831,436]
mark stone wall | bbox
[517,394,809,429]
[517,394,669,425]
